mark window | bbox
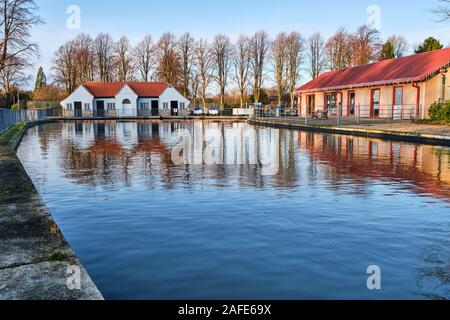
[163,102,169,109]
[122,99,131,105]
[66,103,72,110]
[107,103,116,110]
[84,103,90,111]
[179,102,185,109]
[394,87,403,105]
[140,102,150,110]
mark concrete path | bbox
[0,122,103,300]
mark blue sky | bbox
[31,0,450,86]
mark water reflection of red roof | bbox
[133,138,170,156]
[299,133,450,201]
[89,139,124,156]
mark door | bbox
[325,93,337,114]
[171,101,178,116]
[307,95,315,115]
[371,89,380,118]
[348,92,356,116]
[151,100,159,116]
[96,101,105,117]
[74,102,82,117]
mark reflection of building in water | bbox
[53,121,297,189]
[297,131,450,200]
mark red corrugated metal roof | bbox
[296,48,450,93]
[83,82,169,97]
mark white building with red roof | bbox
[61,82,190,118]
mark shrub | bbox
[429,100,450,124]
[11,102,27,110]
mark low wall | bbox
[249,119,450,147]
[0,121,103,300]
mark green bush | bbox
[429,100,450,124]
[11,102,27,110]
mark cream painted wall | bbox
[298,72,450,120]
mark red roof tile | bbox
[83,82,169,97]
[296,48,450,93]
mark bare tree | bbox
[53,40,79,93]
[178,32,195,98]
[233,35,251,108]
[155,32,180,86]
[195,38,213,109]
[271,33,289,107]
[0,0,42,73]
[432,0,450,21]
[134,35,155,82]
[211,34,233,109]
[94,33,115,82]
[73,34,95,83]
[325,27,351,70]
[307,32,326,79]
[250,31,270,103]
[190,67,200,107]
[349,25,381,66]
[115,36,134,81]
[387,35,409,58]
[0,56,29,104]
[286,32,304,110]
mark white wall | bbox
[93,98,115,112]
[61,85,94,110]
[115,85,138,116]
[159,86,190,110]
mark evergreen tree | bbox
[379,41,395,60]
[34,66,47,91]
[415,37,444,54]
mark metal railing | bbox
[0,108,59,135]
[252,104,423,126]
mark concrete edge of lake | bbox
[0,120,104,300]
[249,119,450,147]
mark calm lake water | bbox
[17,121,450,300]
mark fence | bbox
[253,104,423,126]
[0,108,59,135]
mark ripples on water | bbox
[17,121,450,300]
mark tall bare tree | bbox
[233,35,251,108]
[387,35,409,58]
[325,27,351,70]
[307,32,326,79]
[94,33,115,82]
[432,0,450,21]
[271,33,288,106]
[349,25,381,66]
[155,32,180,86]
[286,32,304,110]
[195,38,213,109]
[190,67,200,107]
[73,34,95,83]
[115,36,134,81]
[0,0,42,73]
[134,35,154,82]
[178,32,195,98]
[0,56,29,104]
[250,31,270,104]
[211,34,233,109]
[53,40,79,93]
